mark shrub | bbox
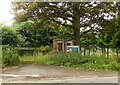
[1,26,24,47]
[2,45,20,66]
[44,52,118,71]
[44,52,88,66]
[39,45,52,54]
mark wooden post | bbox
[53,40,58,52]
[62,40,65,52]
[107,47,109,57]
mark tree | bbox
[0,25,23,47]
[17,21,58,47]
[112,2,120,48]
[57,24,74,40]
[12,2,117,49]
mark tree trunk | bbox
[74,29,81,50]
[107,47,109,57]
[102,47,104,55]
[89,48,91,56]
[84,47,86,57]
[116,47,118,57]
[73,3,81,52]
[93,48,95,55]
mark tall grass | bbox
[20,52,45,64]
[20,52,119,71]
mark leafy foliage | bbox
[57,25,74,40]
[39,45,52,53]
[17,21,58,47]
[111,5,120,47]
[12,2,117,47]
[2,45,20,66]
[112,31,120,47]
[0,25,24,47]
[81,31,97,48]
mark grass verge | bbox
[20,52,119,71]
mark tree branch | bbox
[50,18,73,28]
[80,28,92,37]
[59,16,73,23]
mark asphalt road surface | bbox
[2,64,118,83]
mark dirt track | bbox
[2,64,118,83]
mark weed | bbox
[20,52,119,71]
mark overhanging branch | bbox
[50,18,73,28]
[60,16,73,23]
[80,28,92,37]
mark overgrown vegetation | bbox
[20,52,119,71]
[2,45,20,66]
[2,45,119,71]
[1,2,120,72]
[20,52,45,64]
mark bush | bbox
[2,45,20,66]
[1,26,23,47]
[44,52,118,71]
[39,46,52,53]
[45,52,91,66]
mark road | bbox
[2,64,118,83]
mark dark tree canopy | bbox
[112,2,120,47]
[12,2,117,48]
[0,26,21,46]
[16,21,58,47]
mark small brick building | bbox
[53,39,75,52]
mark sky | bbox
[0,0,14,26]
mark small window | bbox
[67,43,71,46]
[58,43,62,51]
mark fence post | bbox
[102,47,104,55]
[84,47,86,57]
[116,47,118,57]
